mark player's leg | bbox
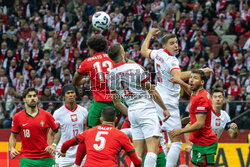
[140,109,161,167]
[133,139,146,159]
[160,106,182,167]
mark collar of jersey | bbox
[25,109,39,118]
[65,104,78,112]
[113,62,126,68]
[191,88,205,97]
[163,49,174,56]
[211,108,221,117]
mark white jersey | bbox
[149,49,180,105]
[211,109,231,139]
[107,62,155,110]
[53,104,88,158]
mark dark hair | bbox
[191,69,206,81]
[23,87,38,98]
[108,44,121,62]
[211,88,224,96]
[62,84,76,96]
[101,107,116,122]
[87,35,108,52]
[158,31,177,45]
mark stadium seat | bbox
[207,35,219,46]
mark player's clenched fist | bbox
[148,28,161,36]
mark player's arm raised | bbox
[226,122,238,139]
[111,91,128,116]
[141,28,160,58]
[141,81,170,121]
[171,68,214,82]
[9,133,20,159]
[169,76,192,95]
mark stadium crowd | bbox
[0,0,249,129]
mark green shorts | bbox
[20,157,56,167]
[87,99,121,127]
[191,141,218,166]
[142,152,166,167]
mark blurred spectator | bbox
[227,77,241,98]
[81,94,91,110]
[41,87,56,110]
[213,13,230,38]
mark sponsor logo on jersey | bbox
[197,107,205,110]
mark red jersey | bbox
[77,52,114,101]
[11,109,59,159]
[76,124,135,167]
[189,89,217,146]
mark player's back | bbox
[107,63,155,110]
[77,52,114,101]
[77,124,132,167]
[149,49,180,99]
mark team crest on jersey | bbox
[70,114,78,122]
[215,118,220,126]
[40,120,45,128]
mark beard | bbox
[190,83,201,91]
[27,101,38,108]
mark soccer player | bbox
[171,70,218,167]
[141,28,213,167]
[9,87,59,167]
[179,88,238,153]
[72,35,125,128]
[106,44,170,167]
[59,107,142,167]
[47,84,88,167]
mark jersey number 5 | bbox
[156,64,162,83]
[93,131,108,151]
[93,61,113,82]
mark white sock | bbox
[165,142,182,167]
[144,152,157,167]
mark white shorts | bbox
[128,107,161,140]
[155,102,181,132]
[55,155,86,167]
[55,156,74,167]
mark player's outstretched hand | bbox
[45,145,56,156]
[163,109,170,122]
[202,67,214,75]
[10,148,20,159]
[148,28,161,36]
[171,128,183,136]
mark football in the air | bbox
[92,11,111,31]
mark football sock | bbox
[144,152,157,167]
[166,142,182,167]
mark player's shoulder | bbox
[53,105,66,116]
[198,89,211,100]
[13,109,25,118]
[220,110,230,119]
[76,105,88,114]
[39,108,53,116]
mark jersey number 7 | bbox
[93,131,109,151]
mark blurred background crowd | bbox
[0,0,249,129]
